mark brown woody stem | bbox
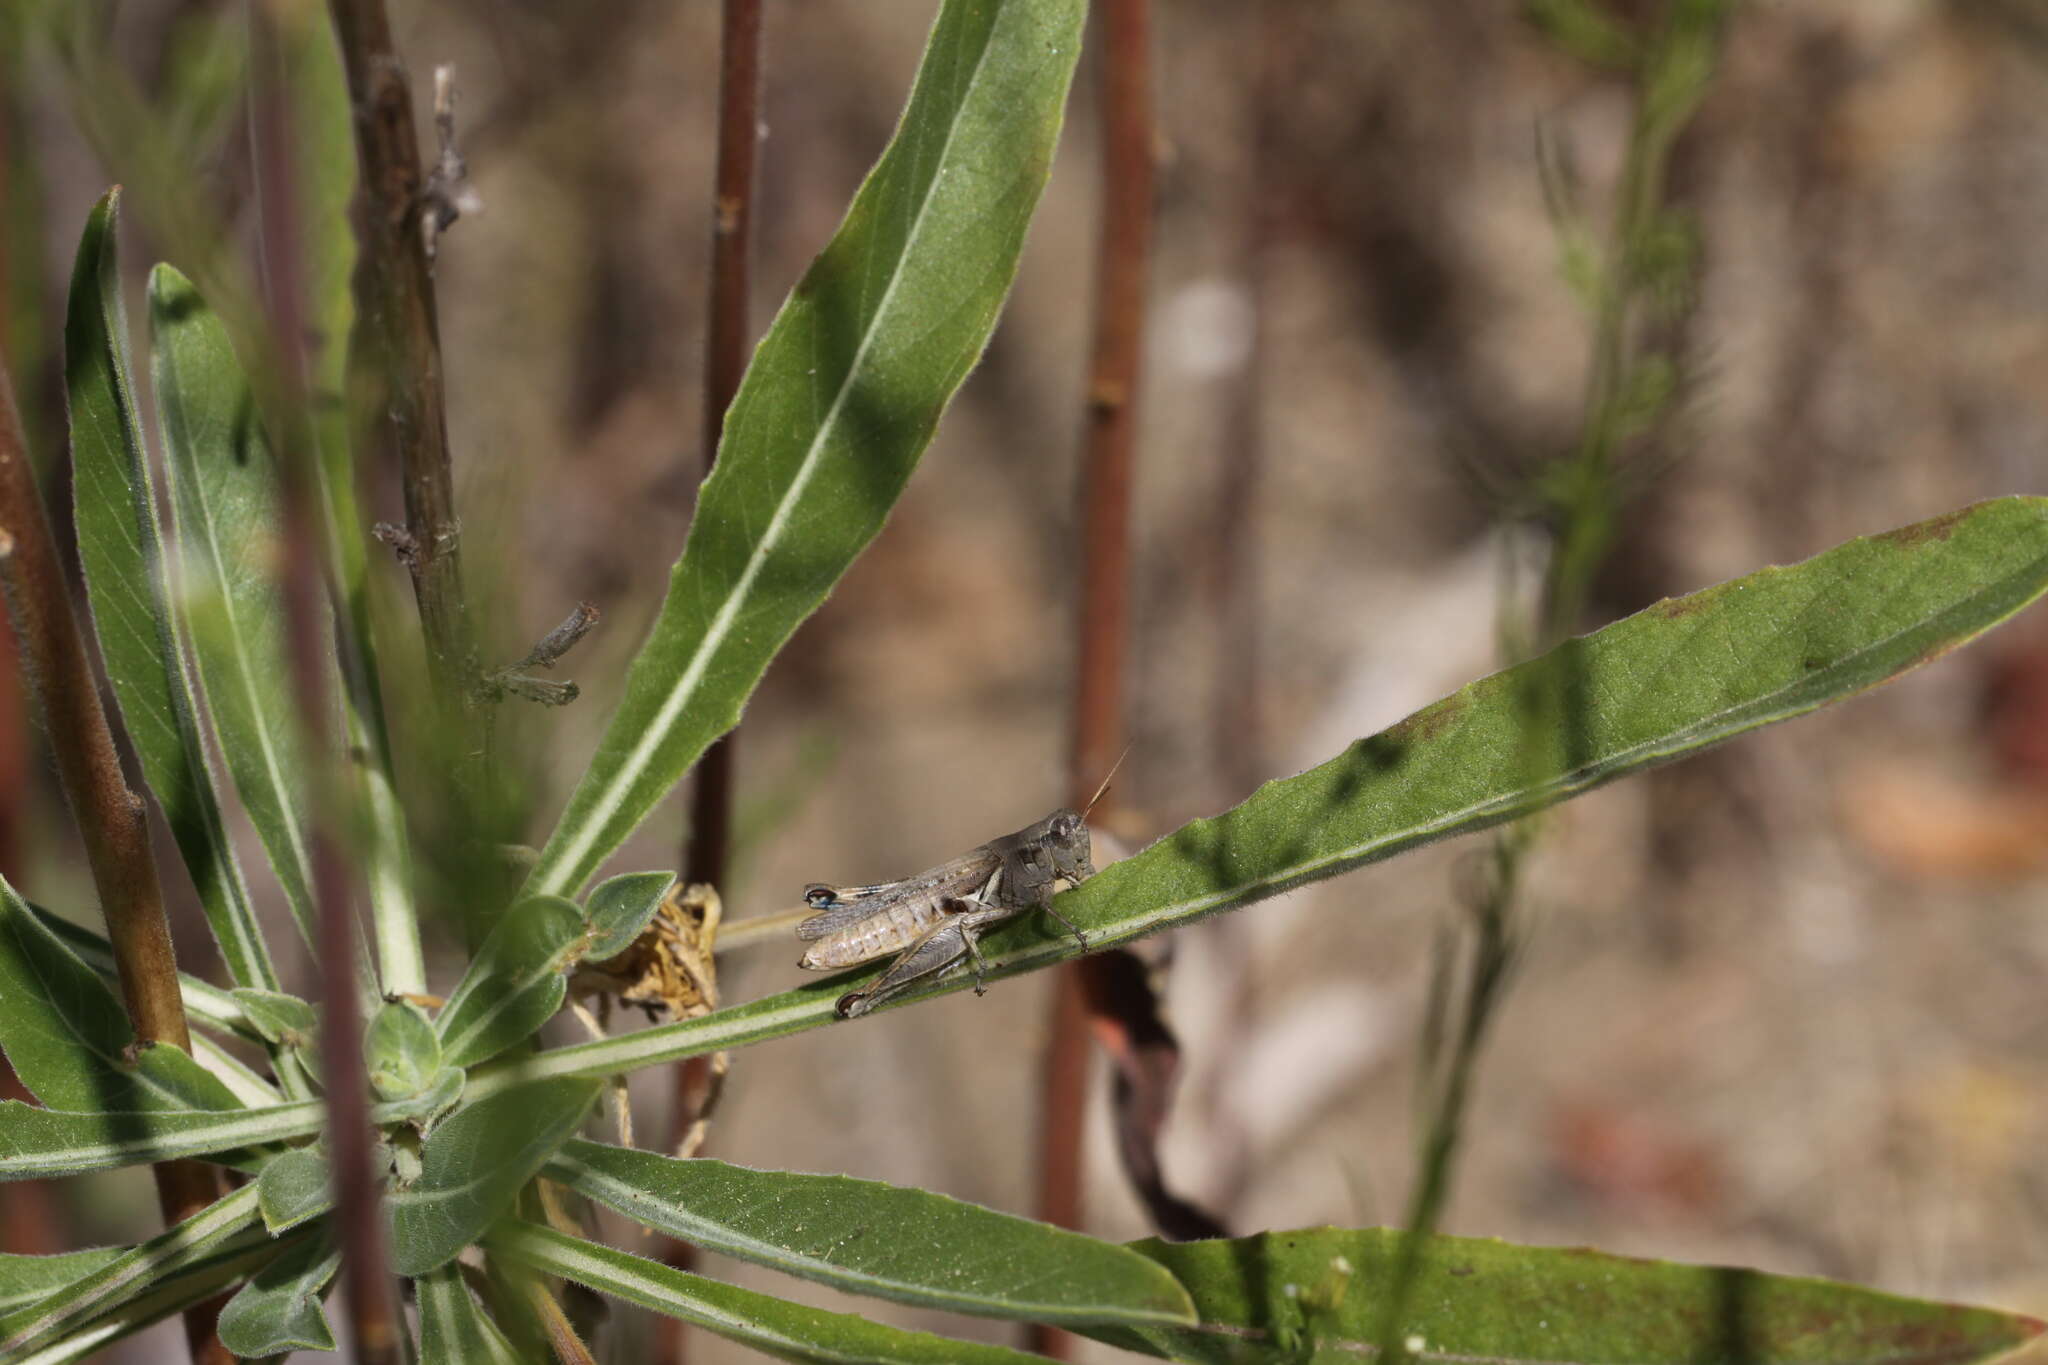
[327,0,484,792]
[0,333,230,1365]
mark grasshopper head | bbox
[1044,808,1096,884]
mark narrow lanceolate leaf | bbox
[0,1181,262,1356]
[64,189,279,987]
[12,1238,278,1365]
[0,1250,124,1315]
[526,0,1086,898]
[29,903,260,1042]
[547,1139,1194,1328]
[0,879,243,1114]
[1079,1228,2045,1365]
[149,263,325,938]
[470,498,2048,1087]
[582,871,674,960]
[435,895,586,1068]
[492,1222,1045,1365]
[216,1229,339,1357]
[0,1100,324,1180]
[191,1032,284,1107]
[417,1264,521,1365]
[385,1077,601,1276]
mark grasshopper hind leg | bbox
[835,919,974,1018]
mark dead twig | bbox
[327,0,486,805]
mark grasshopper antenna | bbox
[1081,744,1133,821]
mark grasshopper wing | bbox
[795,887,903,941]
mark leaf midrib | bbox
[532,8,1003,897]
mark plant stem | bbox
[0,355,230,1363]
[1037,0,1154,1354]
[249,15,400,1359]
[662,7,763,1362]
[326,0,485,811]
[680,0,762,982]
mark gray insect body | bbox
[797,809,1096,1018]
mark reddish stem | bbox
[0,342,228,1364]
[1036,0,1154,1355]
[663,8,763,1361]
[250,16,400,1361]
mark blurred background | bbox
[5,1,2048,1360]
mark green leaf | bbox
[148,262,325,939]
[28,902,261,1042]
[64,188,280,989]
[10,1236,278,1365]
[582,871,674,960]
[435,895,586,1068]
[229,987,318,1048]
[367,999,443,1100]
[471,497,2048,1087]
[62,185,297,1026]
[547,1138,1194,1328]
[385,1076,600,1276]
[491,1221,1046,1365]
[283,0,426,1000]
[0,1181,262,1356]
[216,1229,338,1357]
[0,1100,323,1180]
[0,1250,124,1315]
[257,1145,333,1233]
[0,878,243,1114]
[1080,1227,2046,1365]
[374,1061,466,1132]
[525,0,1086,898]
[417,1263,522,1365]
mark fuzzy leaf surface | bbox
[1079,1227,2046,1365]
[435,895,586,1068]
[526,0,1086,897]
[0,1100,323,1179]
[384,1076,601,1275]
[492,1221,1045,1364]
[64,189,278,987]
[216,1229,338,1357]
[583,871,674,960]
[473,497,2048,1087]
[229,988,317,1047]
[149,263,325,937]
[0,1181,262,1355]
[0,1251,124,1315]
[366,999,442,1100]
[257,1145,333,1233]
[10,1238,276,1365]
[548,1138,1193,1327]
[416,1264,522,1365]
[0,879,242,1115]
[28,904,257,1041]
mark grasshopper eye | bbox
[1051,812,1082,840]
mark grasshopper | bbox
[797,809,1098,1018]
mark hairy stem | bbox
[0,351,229,1364]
